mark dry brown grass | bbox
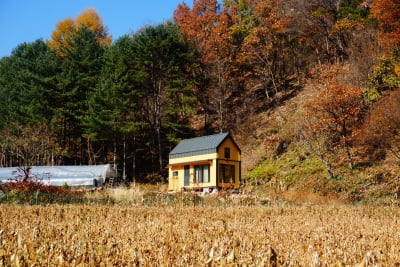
[1,203,400,266]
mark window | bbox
[224,147,230,159]
[194,164,210,183]
[172,171,178,177]
[219,164,235,183]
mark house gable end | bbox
[216,134,241,155]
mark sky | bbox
[0,0,191,58]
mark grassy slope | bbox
[238,84,400,205]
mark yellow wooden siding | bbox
[216,138,241,189]
[169,153,217,165]
[168,137,241,192]
[217,138,241,161]
[168,159,218,191]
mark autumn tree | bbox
[46,18,75,56]
[47,8,111,56]
[361,89,400,162]
[224,0,256,43]
[75,8,112,45]
[302,65,364,177]
[237,0,295,100]
[175,0,239,132]
[330,18,378,89]
[366,50,400,100]
[370,0,400,53]
[297,0,340,66]
[291,0,371,69]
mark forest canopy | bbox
[0,1,399,183]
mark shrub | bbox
[0,180,85,204]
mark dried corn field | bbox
[0,204,400,266]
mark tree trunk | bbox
[319,153,335,179]
[132,135,136,183]
[344,140,354,170]
[123,135,126,182]
[154,83,164,181]
[113,141,117,171]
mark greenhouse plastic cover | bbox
[0,164,116,187]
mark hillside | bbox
[236,81,400,205]
[0,0,399,194]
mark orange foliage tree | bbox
[237,0,293,99]
[47,8,112,56]
[303,65,364,177]
[361,89,400,161]
[174,0,296,131]
[174,0,236,132]
[370,0,400,53]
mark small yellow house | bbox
[168,132,241,192]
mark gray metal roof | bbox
[169,132,230,159]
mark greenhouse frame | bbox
[0,164,117,187]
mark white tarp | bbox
[0,164,116,187]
